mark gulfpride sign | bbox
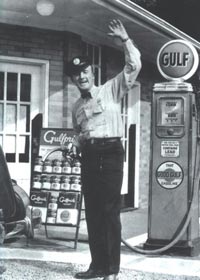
[157,39,199,80]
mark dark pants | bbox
[81,140,124,275]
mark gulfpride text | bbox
[44,130,75,145]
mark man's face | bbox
[72,65,94,92]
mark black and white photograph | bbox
[0,0,200,279]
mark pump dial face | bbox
[158,97,184,126]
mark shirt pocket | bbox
[93,98,105,113]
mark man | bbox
[66,19,141,280]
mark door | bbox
[121,83,141,208]
[0,62,44,194]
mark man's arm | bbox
[108,19,142,100]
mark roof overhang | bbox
[0,0,199,64]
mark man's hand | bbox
[108,19,129,42]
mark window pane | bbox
[19,105,30,132]
[0,72,4,100]
[7,73,17,101]
[0,104,3,131]
[5,135,16,162]
[20,74,31,102]
[19,135,29,162]
[6,104,16,132]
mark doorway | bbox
[121,82,141,208]
[0,56,49,194]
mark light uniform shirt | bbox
[72,39,142,147]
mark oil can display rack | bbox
[30,147,83,249]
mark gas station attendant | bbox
[66,19,141,280]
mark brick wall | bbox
[139,100,151,208]
[138,62,162,208]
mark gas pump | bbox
[122,39,200,255]
[144,40,200,256]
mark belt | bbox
[86,137,121,145]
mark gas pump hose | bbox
[121,141,200,255]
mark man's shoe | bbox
[74,268,106,279]
[103,274,119,280]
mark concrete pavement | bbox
[0,208,200,279]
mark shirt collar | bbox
[81,85,97,99]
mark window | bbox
[0,71,31,163]
[82,42,102,86]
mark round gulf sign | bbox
[156,161,183,189]
[157,40,199,80]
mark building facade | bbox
[0,22,159,208]
[0,0,199,209]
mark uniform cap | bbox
[65,56,92,76]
